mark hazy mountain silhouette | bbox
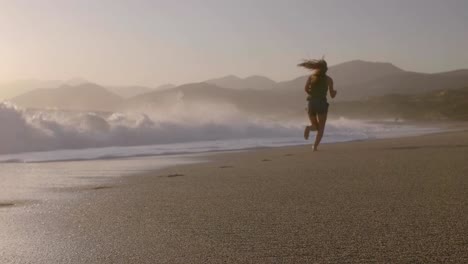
[7,60,468,116]
[206,75,276,90]
[333,86,468,120]
[12,83,123,111]
[276,60,405,100]
[111,84,176,99]
[275,60,468,101]
[155,84,177,90]
[106,85,153,98]
[124,81,308,122]
[125,60,468,120]
[337,69,468,100]
[0,78,98,100]
[0,79,63,100]
[125,82,237,109]
[329,60,404,85]
[123,81,287,118]
[65,77,90,86]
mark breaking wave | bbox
[0,102,298,155]
[0,102,438,157]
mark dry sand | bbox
[1,131,468,263]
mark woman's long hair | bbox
[298,58,328,89]
[298,58,328,77]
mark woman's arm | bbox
[328,76,337,98]
[304,76,312,94]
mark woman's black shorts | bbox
[307,98,329,115]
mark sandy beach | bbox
[1,130,467,263]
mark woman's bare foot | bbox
[304,124,319,140]
[304,126,311,140]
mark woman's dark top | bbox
[307,74,329,115]
[307,74,328,100]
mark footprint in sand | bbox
[0,200,34,208]
[262,159,272,162]
[167,173,185,178]
[284,154,294,156]
[91,186,112,191]
[219,165,233,169]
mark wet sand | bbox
[1,131,468,263]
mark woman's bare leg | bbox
[313,113,327,151]
[304,112,319,140]
[308,113,319,131]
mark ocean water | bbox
[0,102,439,161]
[0,100,440,163]
[0,122,439,203]
[0,123,440,163]
[0,102,441,202]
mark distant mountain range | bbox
[1,80,177,101]
[106,84,176,98]
[7,60,468,119]
[0,79,63,100]
[105,85,153,98]
[155,84,177,91]
[12,83,123,111]
[332,86,468,120]
[206,75,277,90]
[272,60,468,101]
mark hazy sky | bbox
[0,0,467,86]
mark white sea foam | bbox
[0,101,296,154]
[0,102,439,162]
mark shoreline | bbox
[1,129,468,263]
[0,119,460,164]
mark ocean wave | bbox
[0,102,300,155]
[0,102,437,157]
